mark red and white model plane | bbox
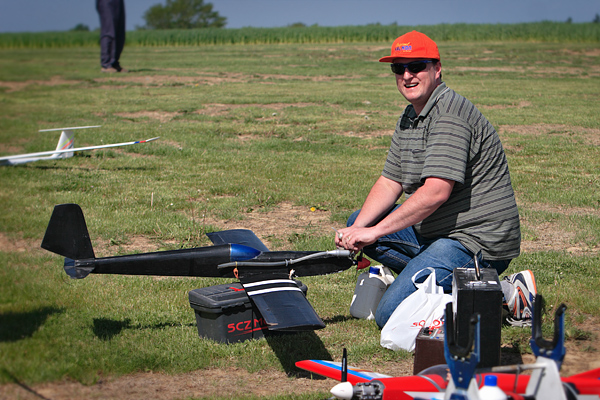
[297,297,600,400]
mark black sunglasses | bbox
[390,60,433,75]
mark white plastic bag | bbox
[380,268,452,352]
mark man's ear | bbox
[435,61,443,80]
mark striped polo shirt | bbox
[382,83,521,260]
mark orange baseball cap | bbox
[379,31,440,63]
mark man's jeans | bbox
[347,207,511,328]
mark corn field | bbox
[1,22,599,48]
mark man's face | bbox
[393,58,442,113]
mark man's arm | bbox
[352,175,404,228]
[335,175,401,248]
[337,176,455,251]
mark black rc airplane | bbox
[41,203,357,331]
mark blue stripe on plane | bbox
[310,360,383,381]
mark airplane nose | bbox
[330,382,354,400]
[229,244,262,261]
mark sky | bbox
[0,0,599,33]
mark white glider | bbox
[0,126,159,166]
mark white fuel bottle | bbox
[350,266,394,320]
[478,375,507,400]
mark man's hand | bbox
[335,226,378,252]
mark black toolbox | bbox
[451,267,503,368]
[189,280,307,343]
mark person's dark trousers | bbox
[96,0,126,70]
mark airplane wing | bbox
[0,137,159,163]
[207,229,271,252]
[295,359,392,384]
[239,270,326,331]
[38,125,101,132]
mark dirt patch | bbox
[196,102,314,117]
[525,202,600,219]
[0,137,29,154]
[94,73,248,87]
[89,235,180,259]
[446,65,600,78]
[114,110,182,123]
[520,220,584,254]
[0,368,335,400]
[519,200,600,254]
[94,72,351,88]
[337,129,393,140]
[0,76,80,93]
[199,201,334,250]
[480,101,532,110]
[0,71,355,94]
[0,232,34,253]
[499,124,600,146]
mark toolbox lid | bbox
[189,282,251,313]
[189,280,307,313]
[452,267,502,292]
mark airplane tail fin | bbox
[53,130,75,159]
[41,204,95,260]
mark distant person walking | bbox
[96,0,127,72]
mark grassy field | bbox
[1,22,599,48]
[1,26,599,399]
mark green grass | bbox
[1,35,599,398]
[1,22,599,48]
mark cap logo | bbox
[395,42,412,53]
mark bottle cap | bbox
[484,375,498,386]
[369,266,380,275]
